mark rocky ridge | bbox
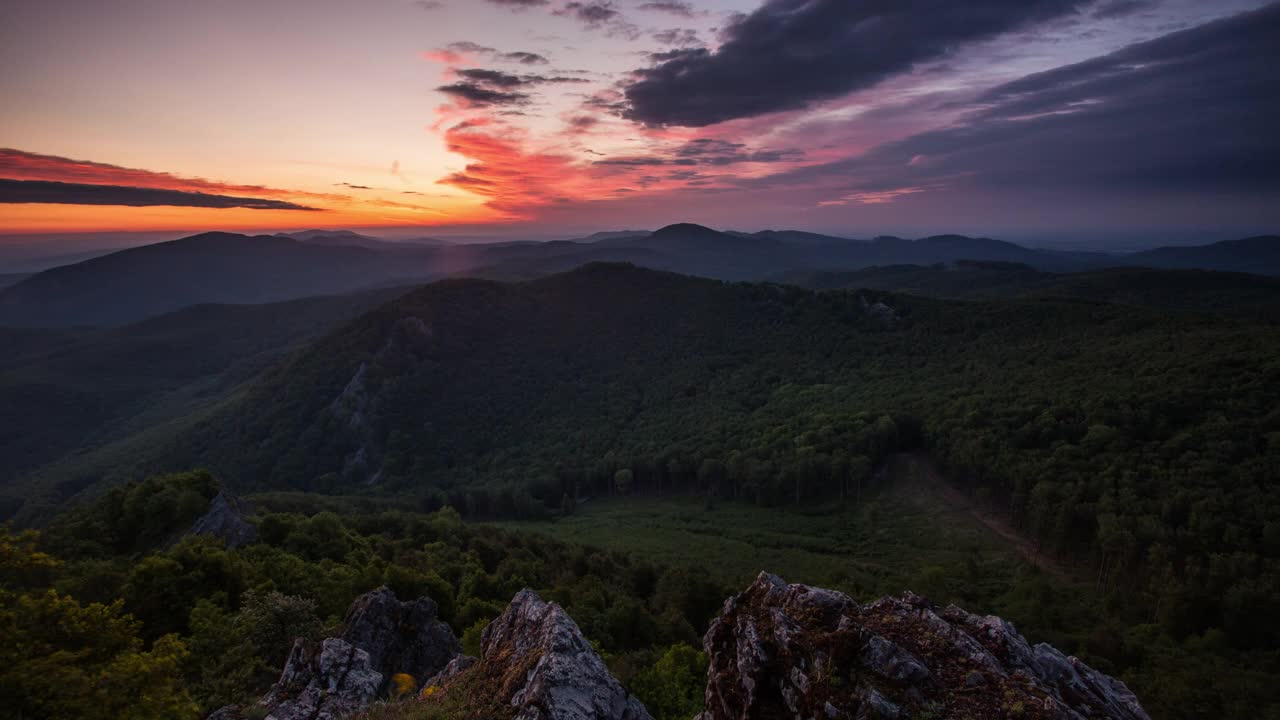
[209,576,1149,720]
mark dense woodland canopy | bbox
[2,262,1279,719]
[4,472,718,720]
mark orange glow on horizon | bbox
[0,148,513,233]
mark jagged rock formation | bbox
[697,573,1150,720]
[259,637,383,720]
[206,577,1150,720]
[424,589,652,720]
[183,491,256,548]
[339,586,460,691]
[210,587,459,720]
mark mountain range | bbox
[1,225,1275,327]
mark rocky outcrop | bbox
[206,576,1151,720]
[184,491,256,548]
[339,586,460,691]
[259,637,383,720]
[424,589,652,720]
[698,573,1150,720]
[211,587,460,720]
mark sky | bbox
[0,0,1277,245]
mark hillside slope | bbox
[1129,235,1280,274]
[0,286,408,494]
[0,232,429,327]
[778,262,1280,320]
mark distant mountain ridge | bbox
[0,224,1275,327]
[1128,235,1280,273]
[276,229,451,249]
[0,232,428,327]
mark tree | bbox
[0,588,198,720]
[629,643,708,720]
[614,469,634,496]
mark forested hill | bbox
[776,262,1280,321]
[23,264,1274,603]
[7,262,1280,718]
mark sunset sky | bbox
[1,0,1277,242]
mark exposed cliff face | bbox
[698,573,1150,720]
[423,589,652,720]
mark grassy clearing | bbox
[497,458,1024,600]
[491,456,1104,655]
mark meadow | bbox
[494,455,1101,654]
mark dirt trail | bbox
[891,453,1073,579]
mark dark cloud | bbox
[455,68,590,87]
[500,51,549,65]
[436,82,530,106]
[623,0,1090,127]
[447,41,497,54]
[760,5,1280,197]
[0,179,320,210]
[1089,0,1155,18]
[457,68,528,88]
[555,0,639,38]
[438,67,589,106]
[446,42,550,65]
[413,1,444,10]
[556,1,619,25]
[597,138,803,167]
[335,182,372,190]
[652,28,701,46]
[485,0,549,8]
[637,1,695,18]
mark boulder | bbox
[424,589,651,720]
[700,572,1151,720]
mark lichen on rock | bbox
[698,572,1150,720]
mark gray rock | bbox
[205,705,241,720]
[260,637,382,720]
[429,588,651,720]
[184,491,256,548]
[857,689,901,720]
[219,586,461,720]
[423,654,476,688]
[699,572,1151,720]
[339,586,460,694]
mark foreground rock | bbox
[424,589,651,720]
[211,587,460,720]
[698,573,1150,720]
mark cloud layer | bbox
[758,3,1280,199]
[623,0,1091,127]
[0,179,319,210]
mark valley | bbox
[2,238,1278,720]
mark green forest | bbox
[4,264,1279,719]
